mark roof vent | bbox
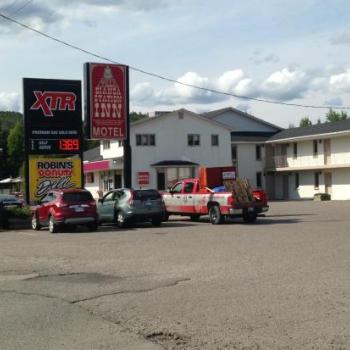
[178,111,184,119]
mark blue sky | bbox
[0,0,350,127]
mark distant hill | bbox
[0,111,22,131]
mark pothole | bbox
[27,273,124,284]
[145,331,189,348]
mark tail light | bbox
[89,201,96,207]
[227,196,234,206]
[128,191,134,206]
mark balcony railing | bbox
[268,155,288,168]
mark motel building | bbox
[83,108,280,198]
[265,118,350,200]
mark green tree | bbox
[299,117,312,127]
[325,109,348,123]
[130,111,149,123]
[7,120,24,176]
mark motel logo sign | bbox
[85,63,128,140]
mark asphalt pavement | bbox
[1,201,350,349]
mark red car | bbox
[31,189,98,233]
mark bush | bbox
[314,193,331,201]
[5,206,31,219]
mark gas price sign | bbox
[23,78,82,155]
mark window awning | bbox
[151,160,198,167]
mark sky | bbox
[0,0,350,127]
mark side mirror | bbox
[98,198,103,203]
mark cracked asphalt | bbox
[1,201,350,349]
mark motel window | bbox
[102,140,110,150]
[118,140,123,147]
[211,134,219,146]
[136,134,156,146]
[293,142,298,159]
[313,140,318,156]
[231,145,237,165]
[188,134,200,146]
[256,172,262,188]
[256,145,262,160]
[314,172,320,190]
[295,173,299,189]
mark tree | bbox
[325,109,348,123]
[130,111,149,123]
[299,117,312,127]
[7,121,24,176]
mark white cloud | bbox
[260,68,310,100]
[130,66,350,108]
[0,92,20,111]
[329,69,350,93]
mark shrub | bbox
[5,206,31,219]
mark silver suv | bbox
[97,189,165,228]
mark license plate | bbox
[75,207,84,212]
[248,207,254,212]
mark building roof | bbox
[203,107,282,131]
[131,108,234,131]
[267,119,350,143]
[231,131,277,142]
[151,160,199,167]
[83,146,102,162]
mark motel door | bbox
[282,175,289,200]
[324,172,332,195]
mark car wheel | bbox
[151,218,162,227]
[209,205,224,225]
[190,214,200,222]
[87,221,98,232]
[48,216,58,234]
[243,211,257,223]
[31,213,41,231]
[117,212,128,228]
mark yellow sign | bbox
[29,157,82,201]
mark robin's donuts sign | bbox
[29,157,82,201]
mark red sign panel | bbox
[138,171,150,185]
[87,63,127,140]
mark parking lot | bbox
[1,200,350,350]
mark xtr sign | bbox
[23,78,82,155]
[30,91,77,117]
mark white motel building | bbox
[83,107,350,201]
[83,107,280,198]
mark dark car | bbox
[0,194,23,208]
[98,188,165,227]
[31,189,98,233]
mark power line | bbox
[10,0,34,16]
[0,11,349,111]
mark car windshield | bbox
[62,192,93,202]
[133,190,161,201]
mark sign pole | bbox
[123,66,132,188]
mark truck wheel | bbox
[209,205,224,225]
[48,216,58,234]
[31,213,41,231]
[190,214,200,222]
[243,211,257,223]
